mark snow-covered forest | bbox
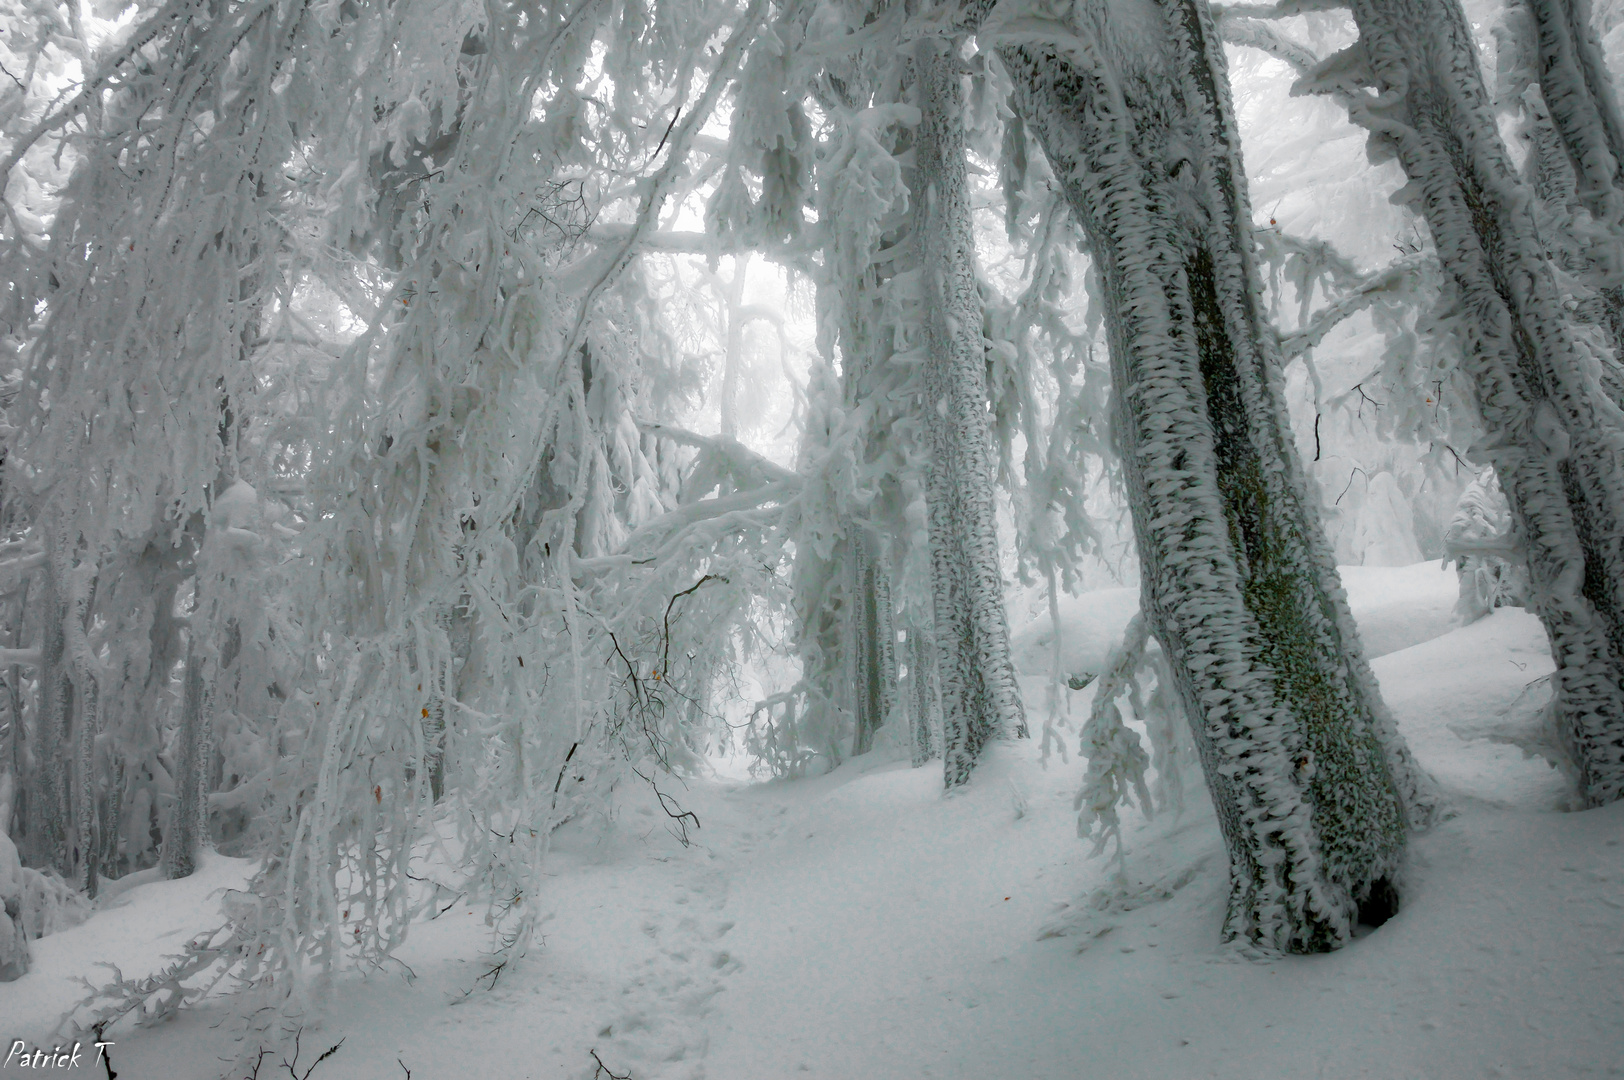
[0,0,1620,1074]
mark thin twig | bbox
[590,1049,632,1080]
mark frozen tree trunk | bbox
[915,38,1028,789]
[720,253,751,441]
[1526,0,1624,229]
[422,603,453,802]
[0,807,27,982]
[1495,0,1624,401]
[850,528,898,756]
[36,550,74,881]
[999,0,1431,951]
[1331,0,1624,805]
[130,554,188,872]
[74,678,98,898]
[907,625,940,767]
[161,643,207,880]
[1526,0,1624,372]
[3,580,27,857]
[66,568,100,897]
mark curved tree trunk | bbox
[915,38,1028,789]
[998,0,1432,951]
[1327,0,1624,805]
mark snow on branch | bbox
[587,227,720,254]
[1210,0,1346,20]
[1278,253,1430,358]
[1075,613,1154,863]
[637,421,802,488]
[576,481,795,573]
[549,0,769,381]
[0,0,200,191]
[1218,14,1321,75]
[0,550,44,581]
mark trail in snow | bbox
[1,565,1620,1080]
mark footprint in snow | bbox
[585,864,742,1079]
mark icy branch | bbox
[575,481,795,573]
[1279,254,1429,357]
[637,422,802,487]
[1210,0,1346,20]
[1075,613,1154,862]
[1219,15,1321,75]
[586,227,717,254]
[0,551,45,581]
[0,0,200,191]
[550,0,769,378]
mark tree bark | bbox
[161,641,207,880]
[37,544,74,881]
[1327,0,1624,805]
[3,579,28,858]
[850,527,898,756]
[907,624,940,767]
[998,0,1430,951]
[915,38,1027,789]
[1496,0,1624,401]
[67,568,99,897]
[1526,0,1624,228]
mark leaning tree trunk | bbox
[1498,0,1624,400]
[1526,0,1624,232]
[998,0,1434,951]
[915,38,1028,789]
[1323,0,1624,805]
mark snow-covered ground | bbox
[3,562,1620,1080]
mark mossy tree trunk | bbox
[998,0,1433,951]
